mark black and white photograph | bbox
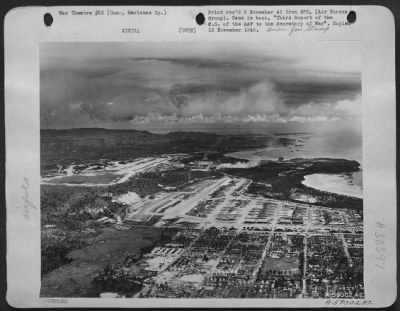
[4,5,396,308]
[40,41,364,299]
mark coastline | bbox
[225,144,363,200]
[302,173,363,199]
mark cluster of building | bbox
[97,224,363,299]
[304,234,364,298]
[245,201,277,224]
[86,170,364,299]
[250,233,303,298]
[187,198,223,218]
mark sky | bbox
[40,41,361,132]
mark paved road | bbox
[301,205,312,298]
[250,201,283,285]
[340,232,353,266]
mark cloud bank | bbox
[40,42,361,129]
[217,160,261,169]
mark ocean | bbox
[133,120,363,199]
[218,121,363,199]
[302,171,363,199]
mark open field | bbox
[41,129,272,174]
[42,157,169,186]
[41,227,164,297]
[44,173,119,185]
[261,257,300,273]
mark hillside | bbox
[40,128,273,173]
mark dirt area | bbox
[47,172,119,185]
[40,227,163,297]
[260,257,300,274]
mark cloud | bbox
[174,81,285,117]
[334,95,362,116]
[40,42,361,129]
[217,160,260,169]
[287,115,338,123]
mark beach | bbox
[302,172,363,199]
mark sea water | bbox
[136,120,363,198]
[224,123,363,199]
[302,171,363,198]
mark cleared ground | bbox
[42,157,169,186]
[40,227,163,297]
[261,257,300,273]
[46,173,119,185]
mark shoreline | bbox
[226,148,362,165]
[302,173,363,199]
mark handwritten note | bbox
[17,177,36,220]
[325,299,373,306]
[375,222,386,269]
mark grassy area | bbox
[41,128,271,174]
[261,257,300,274]
[40,227,163,297]
[108,168,222,197]
[40,168,218,225]
[40,167,220,280]
[47,172,119,185]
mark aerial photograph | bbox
[40,41,364,299]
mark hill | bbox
[40,128,273,174]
